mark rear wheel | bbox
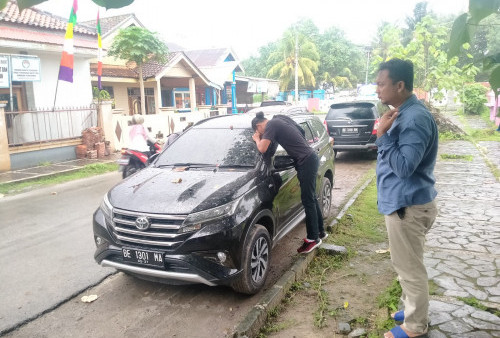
[320,177,332,219]
[122,162,144,179]
[232,224,271,295]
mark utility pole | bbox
[294,34,299,104]
[365,47,371,85]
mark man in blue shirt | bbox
[375,59,438,338]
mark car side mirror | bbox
[272,155,295,172]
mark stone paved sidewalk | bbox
[424,112,500,337]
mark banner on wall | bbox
[11,56,41,82]
[0,56,9,88]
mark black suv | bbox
[325,101,388,157]
[93,111,335,294]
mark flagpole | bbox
[53,70,61,111]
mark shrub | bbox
[461,83,488,115]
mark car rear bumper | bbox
[333,143,377,151]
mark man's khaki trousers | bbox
[385,200,438,334]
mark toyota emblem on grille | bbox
[135,216,150,230]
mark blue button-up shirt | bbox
[375,94,438,215]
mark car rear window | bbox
[327,104,376,120]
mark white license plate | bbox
[117,157,130,165]
[122,248,164,267]
[342,127,358,133]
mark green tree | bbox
[372,16,478,102]
[267,29,320,92]
[370,23,404,81]
[317,27,364,86]
[461,83,488,114]
[402,1,428,46]
[107,26,168,115]
[241,41,280,78]
[448,0,500,95]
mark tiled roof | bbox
[81,14,134,36]
[0,25,96,48]
[141,52,178,78]
[184,48,230,67]
[91,52,179,79]
[0,0,95,35]
[90,63,138,78]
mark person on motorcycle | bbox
[129,114,156,156]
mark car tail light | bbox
[323,119,328,130]
[372,118,380,135]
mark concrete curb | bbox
[232,174,376,338]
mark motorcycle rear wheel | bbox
[122,162,144,179]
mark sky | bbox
[37,0,469,60]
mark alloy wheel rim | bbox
[250,237,269,283]
[322,184,331,215]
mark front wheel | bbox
[232,224,271,295]
[320,177,332,219]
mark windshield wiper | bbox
[155,163,215,168]
[218,164,255,168]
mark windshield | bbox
[155,127,260,168]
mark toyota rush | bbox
[93,111,335,294]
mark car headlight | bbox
[100,193,113,221]
[180,197,241,233]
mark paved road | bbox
[1,153,375,337]
[0,172,121,334]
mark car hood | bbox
[108,167,257,214]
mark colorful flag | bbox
[58,0,78,83]
[96,9,102,89]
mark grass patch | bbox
[439,131,467,141]
[467,128,500,141]
[0,162,118,195]
[440,154,473,161]
[456,110,500,142]
[458,297,488,311]
[257,282,303,337]
[332,181,386,246]
[307,180,386,328]
[428,280,441,296]
[377,279,402,313]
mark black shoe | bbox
[319,232,328,240]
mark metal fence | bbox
[5,106,97,147]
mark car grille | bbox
[110,208,187,249]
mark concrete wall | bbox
[30,52,93,109]
[9,145,77,170]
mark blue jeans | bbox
[296,153,324,241]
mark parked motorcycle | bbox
[118,140,161,178]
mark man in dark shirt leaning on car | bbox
[251,112,328,254]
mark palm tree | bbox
[267,29,319,96]
[107,26,168,115]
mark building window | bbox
[101,86,114,99]
[174,91,190,109]
[127,87,155,115]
